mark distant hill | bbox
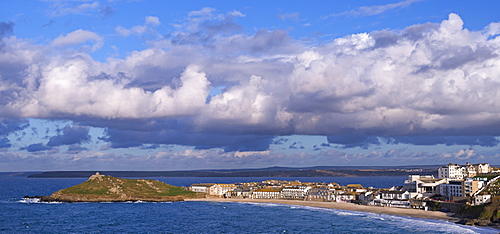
[27,165,439,178]
[0,172,41,177]
[36,173,203,202]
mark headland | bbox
[32,172,203,203]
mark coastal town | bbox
[189,163,500,212]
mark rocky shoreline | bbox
[24,195,186,203]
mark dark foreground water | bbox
[1,176,498,233]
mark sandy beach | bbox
[186,198,460,223]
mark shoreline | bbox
[186,198,460,223]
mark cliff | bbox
[458,197,500,227]
[40,172,203,202]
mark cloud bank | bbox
[1,13,500,152]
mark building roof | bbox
[381,190,408,194]
[190,183,215,187]
[255,188,281,192]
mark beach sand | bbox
[186,198,460,223]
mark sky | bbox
[1,0,500,171]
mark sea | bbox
[1,175,498,233]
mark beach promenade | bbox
[186,198,460,223]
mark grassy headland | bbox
[42,173,203,202]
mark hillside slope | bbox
[43,173,203,202]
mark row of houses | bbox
[189,163,498,209]
[438,162,492,180]
[435,162,498,205]
[189,181,363,202]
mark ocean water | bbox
[1,176,498,233]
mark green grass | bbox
[59,176,198,197]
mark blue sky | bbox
[1,0,500,171]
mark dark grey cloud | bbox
[0,21,14,37]
[170,31,212,46]
[401,22,439,41]
[201,15,242,36]
[22,143,53,152]
[0,119,29,137]
[170,14,241,46]
[273,138,289,145]
[140,144,161,150]
[0,138,11,148]
[99,5,114,18]
[437,46,497,70]
[100,126,274,152]
[327,135,381,149]
[47,125,90,146]
[371,23,440,48]
[370,30,400,48]
[66,144,88,154]
[246,29,291,53]
[170,12,298,57]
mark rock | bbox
[476,219,491,226]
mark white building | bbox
[380,190,411,200]
[474,194,492,206]
[438,163,491,179]
[439,181,463,198]
[370,191,411,208]
[335,193,357,202]
[404,175,448,197]
[252,188,281,199]
[189,183,215,193]
[465,163,491,177]
[306,188,331,202]
[208,184,237,197]
[438,163,466,180]
[281,186,311,200]
[464,178,486,197]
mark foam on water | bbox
[233,202,499,234]
[17,198,63,204]
[240,201,283,207]
[18,198,40,203]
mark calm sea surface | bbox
[1,176,498,233]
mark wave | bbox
[16,198,173,205]
[17,198,62,204]
[230,201,498,234]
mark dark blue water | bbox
[1,176,497,233]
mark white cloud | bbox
[3,13,500,150]
[485,22,500,36]
[442,149,476,160]
[188,7,216,17]
[115,25,147,37]
[52,29,103,52]
[20,60,210,118]
[229,10,245,17]
[115,16,161,37]
[329,0,422,18]
[234,150,270,158]
[145,16,161,26]
[278,12,299,21]
[49,1,101,17]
